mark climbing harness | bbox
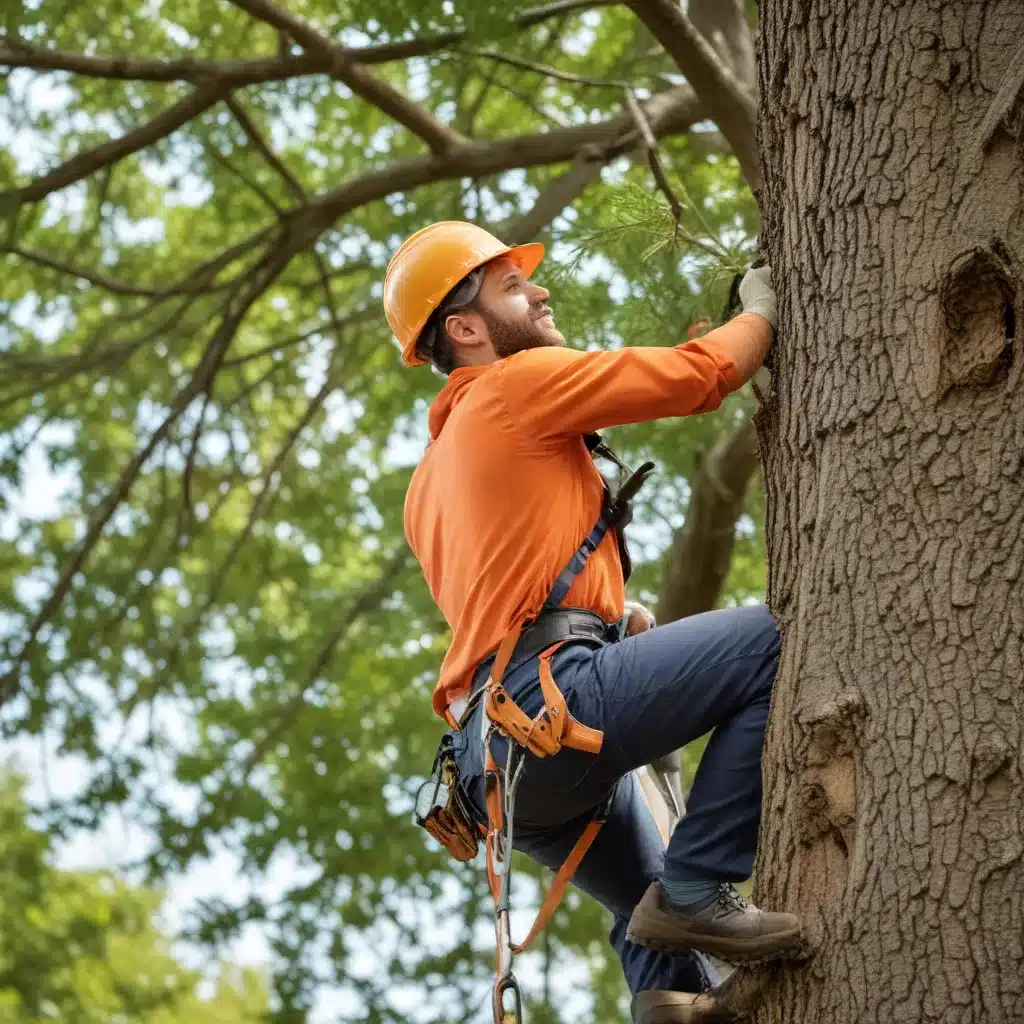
[416,434,654,1024]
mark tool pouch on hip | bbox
[413,736,480,862]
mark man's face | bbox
[473,257,565,357]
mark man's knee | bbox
[739,603,779,697]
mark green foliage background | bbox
[0,770,268,1022]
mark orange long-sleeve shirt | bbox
[405,318,755,720]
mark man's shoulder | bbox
[504,346,584,371]
[498,346,585,391]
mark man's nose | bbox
[527,280,550,303]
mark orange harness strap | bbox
[511,815,604,955]
[485,639,603,758]
[481,627,607,953]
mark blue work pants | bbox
[450,604,780,995]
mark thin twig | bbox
[457,47,630,89]
[204,143,283,215]
[623,86,684,226]
[226,95,305,198]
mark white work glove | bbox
[738,263,778,331]
[623,600,656,636]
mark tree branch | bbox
[0,244,172,297]
[655,416,759,625]
[0,233,295,703]
[623,86,685,225]
[224,96,350,349]
[226,96,304,198]
[627,0,760,189]
[240,550,410,777]
[203,143,283,214]
[475,69,571,128]
[228,0,468,153]
[0,4,622,83]
[689,0,756,93]
[159,87,700,343]
[0,81,230,206]
[0,37,466,84]
[307,85,701,229]
[221,309,375,368]
[457,47,631,89]
[500,148,607,243]
[0,39,315,82]
[519,0,621,23]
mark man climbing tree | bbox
[389,220,802,1023]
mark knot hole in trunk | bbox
[938,244,1017,396]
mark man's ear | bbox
[444,310,485,347]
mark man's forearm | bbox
[724,262,777,385]
[721,312,773,385]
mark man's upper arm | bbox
[499,333,742,442]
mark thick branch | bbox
[0,4,621,84]
[308,85,700,228]
[190,87,698,326]
[500,148,607,243]
[689,0,756,93]
[228,0,467,153]
[0,81,229,206]
[655,416,760,625]
[0,40,319,83]
[628,0,760,189]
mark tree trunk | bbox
[751,3,1024,1022]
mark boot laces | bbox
[715,883,749,914]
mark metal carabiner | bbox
[493,971,523,1024]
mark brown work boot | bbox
[627,881,801,964]
[631,988,735,1024]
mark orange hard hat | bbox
[384,221,544,366]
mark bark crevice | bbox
[939,245,1018,394]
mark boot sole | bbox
[633,1002,735,1024]
[625,924,802,965]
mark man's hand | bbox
[738,264,778,330]
[624,601,656,636]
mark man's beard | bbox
[481,306,563,359]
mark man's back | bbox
[404,352,624,719]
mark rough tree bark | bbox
[750,3,1024,1022]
